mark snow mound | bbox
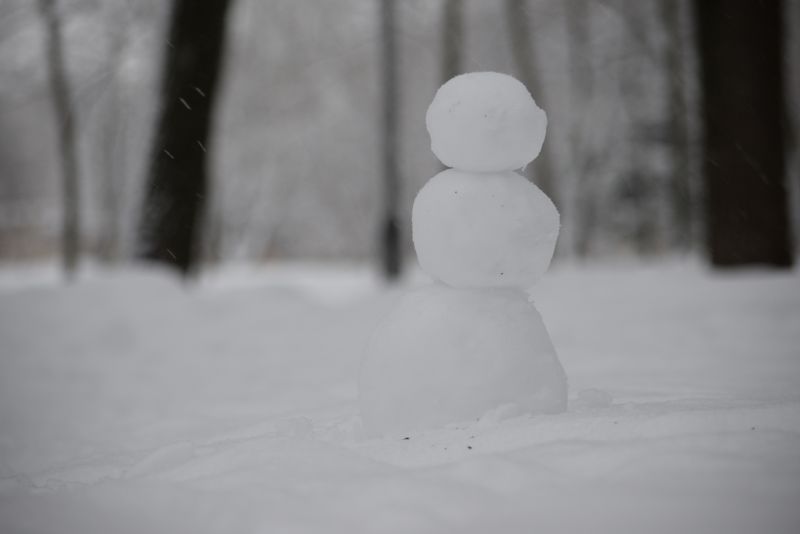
[2,263,800,533]
[358,285,566,437]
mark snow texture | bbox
[359,285,566,436]
[412,168,559,289]
[426,71,547,172]
[0,262,799,533]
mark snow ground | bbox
[0,260,799,533]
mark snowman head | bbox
[426,71,547,173]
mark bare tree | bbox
[504,0,557,204]
[441,0,463,83]
[694,0,793,267]
[137,0,233,274]
[379,0,402,280]
[94,2,131,263]
[563,0,596,257]
[37,0,80,278]
[616,2,665,256]
[661,0,692,250]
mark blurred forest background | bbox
[0,0,798,278]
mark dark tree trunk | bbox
[38,0,80,279]
[138,0,232,275]
[504,0,557,204]
[380,0,402,280]
[441,0,463,83]
[694,0,793,267]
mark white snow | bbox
[412,168,559,288]
[1,261,799,533]
[426,71,548,172]
[359,285,566,437]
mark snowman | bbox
[359,72,566,437]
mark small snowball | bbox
[359,286,567,437]
[426,72,547,172]
[412,169,559,289]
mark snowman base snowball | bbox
[359,286,566,436]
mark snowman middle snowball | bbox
[359,72,566,437]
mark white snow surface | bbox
[1,261,799,533]
[412,169,559,288]
[359,285,566,437]
[426,71,548,172]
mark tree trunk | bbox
[380,0,402,280]
[98,9,129,263]
[138,0,232,275]
[38,0,80,279]
[661,0,693,251]
[694,0,793,267]
[441,0,463,83]
[564,0,595,257]
[504,0,557,204]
